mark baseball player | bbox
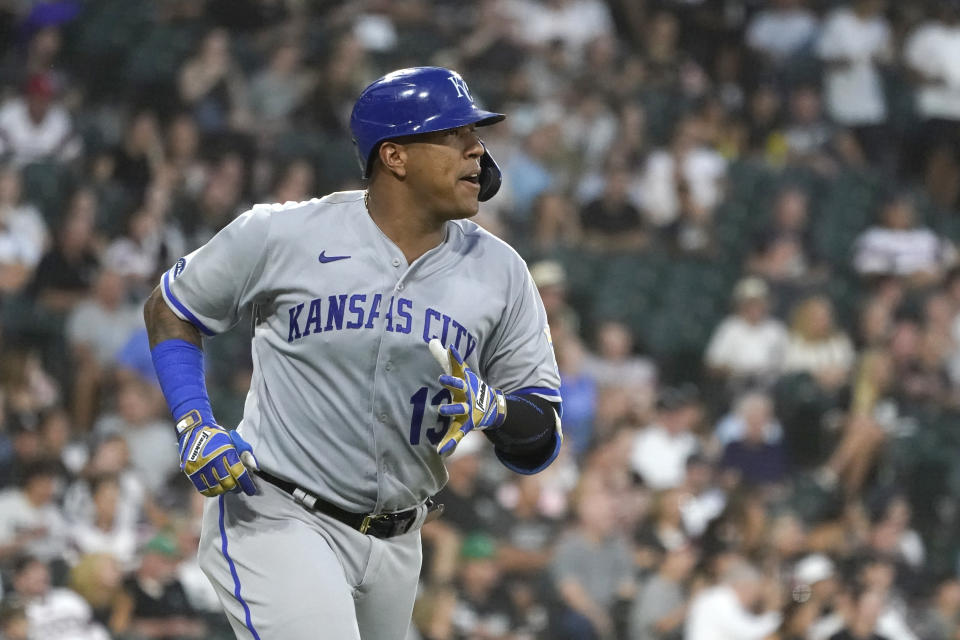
[143,66,563,640]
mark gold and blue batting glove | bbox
[176,410,259,497]
[428,338,506,457]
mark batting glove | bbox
[176,410,259,497]
[428,338,506,457]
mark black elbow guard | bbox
[484,394,562,475]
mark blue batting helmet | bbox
[350,67,505,201]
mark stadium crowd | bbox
[3,0,960,638]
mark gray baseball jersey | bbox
[160,189,561,514]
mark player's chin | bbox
[454,182,481,217]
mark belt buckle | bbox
[359,513,389,535]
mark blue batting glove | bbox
[177,410,259,497]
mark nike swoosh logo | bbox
[318,251,351,263]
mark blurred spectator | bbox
[904,1,960,176]
[913,578,960,640]
[501,0,613,57]
[745,83,787,162]
[0,72,81,166]
[866,493,924,570]
[526,191,581,257]
[102,186,184,294]
[68,552,125,628]
[636,487,689,553]
[684,561,781,640]
[637,11,686,91]
[663,177,718,258]
[628,542,696,640]
[93,377,178,489]
[66,474,137,568]
[270,158,316,204]
[0,461,67,566]
[438,532,514,640]
[0,165,47,294]
[853,194,958,285]
[163,113,208,200]
[714,391,783,447]
[29,187,100,313]
[433,439,507,536]
[110,110,164,207]
[495,475,559,579]
[718,396,790,489]
[554,335,597,459]
[705,277,788,387]
[630,385,701,491]
[782,296,856,391]
[177,28,251,134]
[62,434,154,548]
[677,454,726,538]
[65,268,142,369]
[8,555,109,640]
[640,117,726,228]
[503,122,560,228]
[585,321,656,408]
[65,268,143,431]
[816,0,892,163]
[815,349,894,495]
[178,154,247,246]
[746,0,819,64]
[783,85,843,173]
[551,489,634,640]
[248,43,315,140]
[748,185,823,291]
[111,534,206,639]
[855,553,917,640]
[530,260,578,337]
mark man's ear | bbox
[378,141,407,178]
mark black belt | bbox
[258,470,442,539]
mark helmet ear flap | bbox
[478,142,501,202]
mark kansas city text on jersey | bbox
[285,293,479,358]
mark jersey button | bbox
[396,283,404,291]
[378,413,387,423]
[385,361,393,371]
[391,258,401,267]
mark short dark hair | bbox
[18,459,59,488]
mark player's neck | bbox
[365,189,446,264]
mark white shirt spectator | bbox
[781,334,855,376]
[853,226,957,276]
[65,300,142,366]
[817,6,891,125]
[905,21,960,121]
[705,316,788,379]
[685,585,781,640]
[68,520,137,568]
[630,425,698,490]
[0,98,81,166]
[746,4,819,61]
[680,489,726,538]
[0,488,68,563]
[640,147,726,227]
[25,587,111,640]
[62,472,146,535]
[0,201,47,267]
[502,0,614,55]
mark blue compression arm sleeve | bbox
[150,338,215,427]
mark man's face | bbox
[14,561,50,598]
[395,125,486,220]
